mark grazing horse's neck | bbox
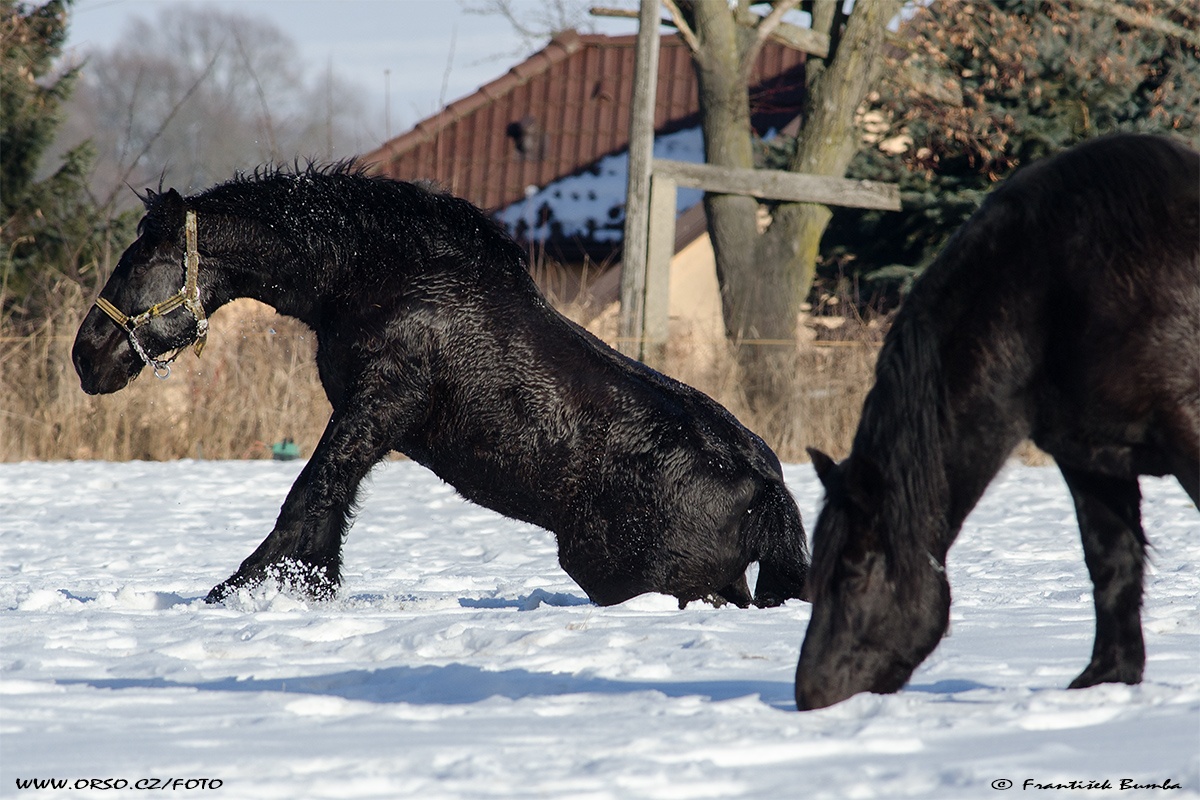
[862,216,1036,563]
[851,309,956,566]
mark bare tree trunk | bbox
[688,0,901,413]
[689,4,758,332]
[763,0,902,324]
[687,0,790,411]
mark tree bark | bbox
[765,0,903,319]
[686,0,901,413]
[688,0,790,411]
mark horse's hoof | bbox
[265,560,338,600]
[1070,666,1142,690]
[204,560,337,604]
[697,592,733,609]
[205,577,242,604]
[1068,661,1143,689]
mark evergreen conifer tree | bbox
[806,0,1198,307]
[1,0,132,323]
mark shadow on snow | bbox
[62,663,797,711]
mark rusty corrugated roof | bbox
[360,30,806,215]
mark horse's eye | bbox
[131,257,156,278]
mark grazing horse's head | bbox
[73,188,208,395]
[795,449,951,711]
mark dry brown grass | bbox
[1,284,1047,466]
[644,332,882,465]
[574,298,884,465]
[1,293,330,462]
[1,289,877,463]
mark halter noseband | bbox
[94,209,209,379]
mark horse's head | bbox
[73,188,208,394]
[795,449,951,711]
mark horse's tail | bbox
[743,478,810,606]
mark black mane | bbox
[809,307,950,598]
[815,133,1199,597]
[143,162,526,281]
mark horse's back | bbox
[1019,135,1200,472]
[424,302,784,518]
[373,252,797,602]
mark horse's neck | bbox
[856,314,957,561]
[916,250,1037,539]
[861,299,1031,566]
[211,217,331,326]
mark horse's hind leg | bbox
[753,559,807,607]
[746,481,810,607]
[1059,466,1147,689]
[677,575,752,609]
[1171,456,1199,507]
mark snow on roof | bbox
[495,127,706,244]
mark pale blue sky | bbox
[64,0,639,145]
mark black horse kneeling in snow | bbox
[71,165,809,608]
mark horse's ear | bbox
[136,187,183,215]
[807,448,838,487]
[160,188,184,214]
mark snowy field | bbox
[1,459,1196,799]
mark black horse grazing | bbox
[71,164,809,609]
[795,134,1199,711]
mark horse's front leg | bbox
[1058,466,1147,689]
[206,399,395,603]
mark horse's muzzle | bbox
[72,319,140,395]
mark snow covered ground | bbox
[1,459,1196,799]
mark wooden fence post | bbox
[611,6,900,367]
[617,0,661,360]
[642,171,677,369]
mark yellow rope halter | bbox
[94,210,209,378]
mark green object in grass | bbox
[271,438,300,461]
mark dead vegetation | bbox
[17,271,1064,470]
[1,284,1058,466]
[1,291,330,463]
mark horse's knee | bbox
[717,575,754,608]
[753,561,808,606]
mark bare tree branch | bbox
[739,0,802,81]
[463,0,595,46]
[593,4,828,58]
[233,30,279,162]
[102,46,225,209]
[754,0,802,43]
[1074,0,1200,47]
[661,0,702,56]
